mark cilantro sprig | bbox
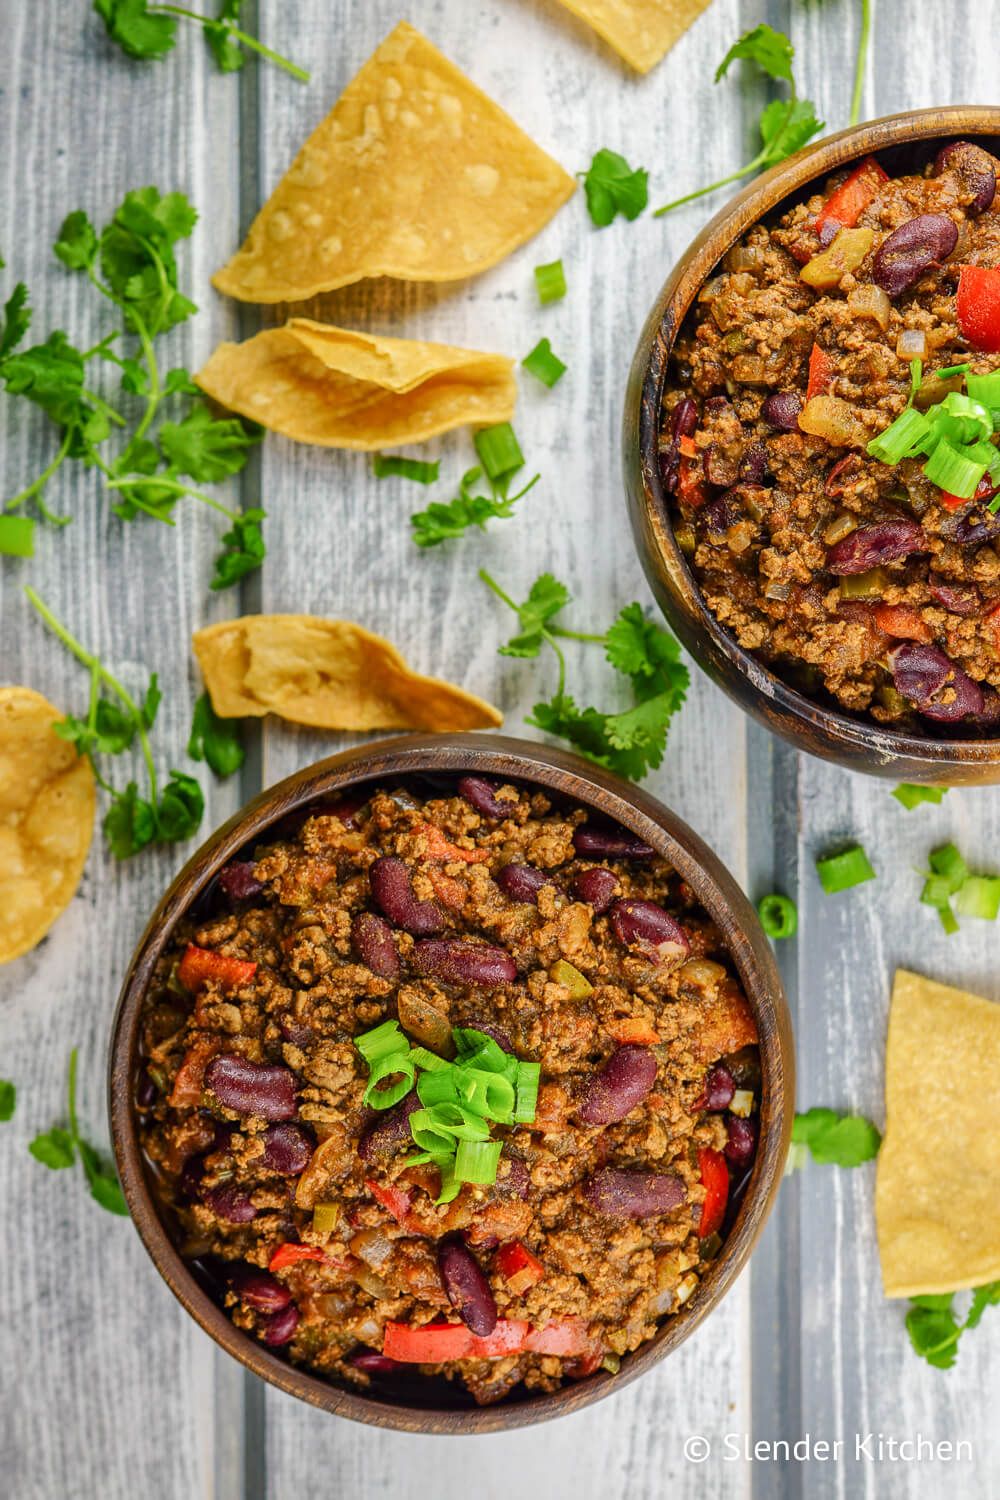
[29,1049,128,1216]
[480,572,689,779]
[411,467,540,549]
[907,1283,1000,1370]
[0,1080,15,1122]
[93,0,309,81]
[788,1107,881,1170]
[187,691,244,777]
[581,150,649,228]
[1,189,266,588]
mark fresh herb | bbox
[93,0,309,81]
[522,338,567,388]
[757,893,798,939]
[481,573,689,780]
[868,381,1000,502]
[474,423,525,492]
[2,187,266,585]
[653,25,822,217]
[373,454,441,485]
[534,260,567,304]
[410,467,540,548]
[907,1282,1000,1370]
[893,783,948,810]
[187,692,244,778]
[26,587,204,859]
[582,149,649,227]
[29,1048,129,1216]
[816,844,875,894]
[920,842,1000,933]
[790,1107,881,1168]
[0,1080,15,1122]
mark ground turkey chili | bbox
[661,141,1000,732]
[137,777,761,1406]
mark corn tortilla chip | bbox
[213,21,575,303]
[553,0,711,73]
[0,687,96,965]
[196,321,515,451]
[192,616,503,733]
[876,968,1000,1298]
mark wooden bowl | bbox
[625,106,1000,786]
[109,733,792,1432]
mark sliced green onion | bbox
[355,1020,408,1064]
[452,1028,507,1072]
[372,454,441,484]
[866,407,930,465]
[920,873,955,911]
[966,369,1000,408]
[923,437,988,498]
[0,514,35,557]
[954,875,1000,921]
[408,1046,452,1073]
[928,842,969,890]
[427,1102,490,1142]
[363,1050,416,1109]
[457,1068,516,1122]
[908,357,923,403]
[534,259,567,304]
[453,1138,503,1185]
[522,337,567,388]
[474,423,524,488]
[513,1060,541,1123]
[930,391,993,444]
[757,893,798,939]
[417,1068,459,1108]
[892,783,947,809]
[935,362,971,380]
[816,845,876,894]
[436,1163,463,1205]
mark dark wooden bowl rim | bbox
[109,733,793,1433]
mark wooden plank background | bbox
[1,1,998,1497]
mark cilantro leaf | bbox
[163,366,200,397]
[211,507,266,590]
[966,1281,1000,1329]
[907,1300,960,1370]
[604,603,689,708]
[0,1080,16,1122]
[0,281,31,360]
[758,97,823,168]
[204,0,245,71]
[94,0,177,60]
[490,572,571,658]
[582,149,648,228]
[156,771,205,842]
[1,332,88,427]
[159,404,261,481]
[411,468,538,548]
[103,783,157,859]
[716,22,794,84]
[87,1168,130,1216]
[187,692,244,778]
[54,211,99,272]
[29,1127,76,1169]
[30,1049,130,1216]
[142,673,162,730]
[791,1107,881,1167]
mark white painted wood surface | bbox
[1,1,998,1497]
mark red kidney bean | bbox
[217,861,263,903]
[577,1046,658,1125]
[278,1013,313,1047]
[309,790,370,829]
[610,899,691,965]
[204,1183,258,1224]
[261,1122,313,1176]
[369,856,444,936]
[583,1167,686,1219]
[725,1115,758,1167]
[437,1238,498,1335]
[494,1153,530,1199]
[739,440,769,486]
[457,775,513,821]
[700,1063,735,1111]
[871,214,958,298]
[890,643,984,722]
[178,1155,205,1202]
[412,940,517,986]
[348,1351,405,1375]
[227,1263,293,1314]
[204,1054,297,1121]
[467,1021,514,1052]
[497,863,549,904]
[762,391,803,431]
[701,491,744,539]
[659,446,681,494]
[949,504,1000,547]
[351,911,400,979]
[934,141,997,214]
[927,578,981,615]
[573,823,654,860]
[825,454,861,497]
[261,1303,300,1347]
[135,1065,157,1110]
[826,517,925,574]
[358,1090,421,1160]
[724,1045,762,1092]
[571,866,620,913]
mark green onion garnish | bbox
[355,1019,408,1064]
[954,875,1000,921]
[966,369,1000,409]
[757,893,798,939]
[816,845,876,894]
[867,406,931,465]
[935,362,971,380]
[453,1028,507,1071]
[474,423,524,488]
[408,1046,452,1073]
[513,1060,541,1123]
[534,259,567,304]
[923,438,988,498]
[893,784,948,810]
[453,1138,503,1185]
[522,337,567,388]
[908,358,923,403]
[458,1068,516,1122]
[928,842,969,889]
[0,514,35,557]
[416,1067,459,1108]
[363,1051,416,1110]
[372,454,441,484]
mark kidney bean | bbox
[658,446,681,494]
[369,856,444,936]
[497,863,549,904]
[135,1065,157,1110]
[700,1063,736,1111]
[739,440,769,486]
[609,899,691,965]
[494,1154,530,1199]
[204,1054,297,1122]
[261,1122,313,1176]
[227,1263,293,1314]
[278,1013,313,1047]
[178,1155,205,1202]
[457,775,514,821]
[437,1238,498,1336]
[577,1046,658,1126]
[927,578,981,615]
[573,823,654,860]
[890,642,984,721]
[358,1090,421,1161]
[217,861,263,903]
[571,866,620,913]
[412,940,517,986]
[723,1045,762,1093]
[934,141,997,214]
[871,215,958,298]
[583,1167,686,1219]
[348,1351,405,1375]
[310,790,370,828]
[762,391,803,432]
[672,396,698,440]
[725,1115,758,1167]
[351,911,400,979]
[203,1183,258,1224]
[949,505,1000,547]
[466,1021,514,1052]
[261,1303,300,1347]
[825,517,925,574]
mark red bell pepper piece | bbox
[177,943,257,992]
[269,1243,328,1272]
[940,474,999,513]
[606,1018,660,1046]
[415,822,490,864]
[496,1241,546,1296]
[381,1316,592,1363]
[806,342,834,400]
[985,602,1000,654]
[814,156,888,240]
[383,1321,478,1363]
[471,1319,533,1357]
[365,1178,426,1235]
[956,266,1000,352]
[871,603,933,643]
[523,1317,593,1357]
[698,1147,729,1238]
[676,453,707,509]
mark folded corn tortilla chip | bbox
[876,968,1000,1298]
[553,0,711,73]
[192,615,503,733]
[0,687,96,965]
[213,21,575,303]
[196,321,516,450]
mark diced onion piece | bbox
[800,226,874,289]
[549,959,593,999]
[823,512,857,544]
[729,1089,755,1118]
[799,396,871,448]
[675,1272,699,1306]
[764,581,791,602]
[697,275,726,303]
[847,284,892,331]
[724,243,763,273]
[896,328,928,361]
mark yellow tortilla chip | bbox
[876,969,1000,1297]
[0,687,96,965]
[213,21,575,302]
[192,615,503,733]
[196,321,515,450]
[553,0,711,73]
